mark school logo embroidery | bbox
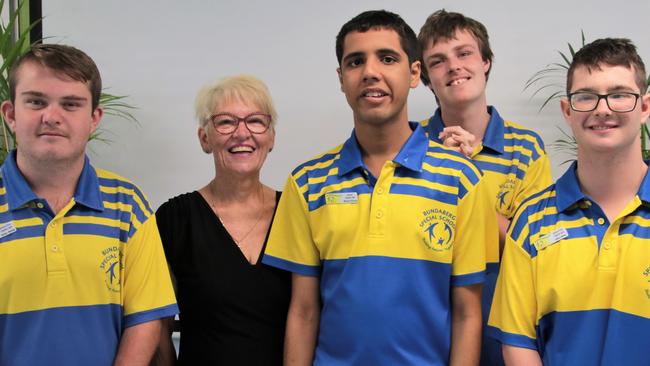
[419,208,456,251]
[643,267,650,300]
[497,179,516,210]
[497,191,509,209]
[99,246,123,293]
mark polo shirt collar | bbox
[555,162,586,212]
[556,161,650,212]
[74,157,104,211]
[338,122,427,176]
[635,162,650,204]
[425,106,505,154]
[424,109,445,143]
[1,150,104,211]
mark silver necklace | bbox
[210,185,266,248]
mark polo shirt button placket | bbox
[599,220,619,269]
[369,182,389,236]
[45,217,67,274]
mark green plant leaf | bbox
[550,62,570,70]
[567,43,576,58]
[528,83,565,101]
[549,126,577,165]
[100,92,139,125]
[558,50,572,67]
[538,90,565,112]
[523,67,568,89]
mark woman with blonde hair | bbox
[154,75,290,365]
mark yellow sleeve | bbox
[452,174,494,285]
[122,215,178,327]
[506,153,552,219]
[262,174,321,276]
[487,224,539,349]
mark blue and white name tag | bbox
[0,221,16,238]
[533,227,568,250]
[325,192,358,204]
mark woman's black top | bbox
[156,191,290,365]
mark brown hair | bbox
[9,44,102,110]
[567,38,647,94]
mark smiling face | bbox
[1,61,102,168]
[199,98,275,178]
[337,28,420,127]
[422,29,490,108]
[561,64,650,156]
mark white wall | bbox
[43,0,650,207]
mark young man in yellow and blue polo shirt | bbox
[417,10,552,365]
[0,44,178,366]
[263,10,497,365]
[488,38,650,365]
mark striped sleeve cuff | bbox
[124,303,179,328]
[262,255,321,277]
[451,269,485,287]
[485,325,538,350]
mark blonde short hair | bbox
[195,75,278,128]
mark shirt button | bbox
[377,187,384,194]
[50,222,56,228]
[597,218,605,225]
[376,210,383,218]
[51,245,59,252]
[36,202,44,209]
[603,242,611,250]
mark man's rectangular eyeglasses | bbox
[568,92,640,113]
[210,113,272,134]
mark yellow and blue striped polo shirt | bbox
[263,123,496,365]
[0,151,178,366]
[422,106,552,265]
[487,162,650,365]
[422,107,552,365]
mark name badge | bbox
[533,227,568,250]
[0,221,16,238]
[325,192,358,204]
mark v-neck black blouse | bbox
[156,191,290,365]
